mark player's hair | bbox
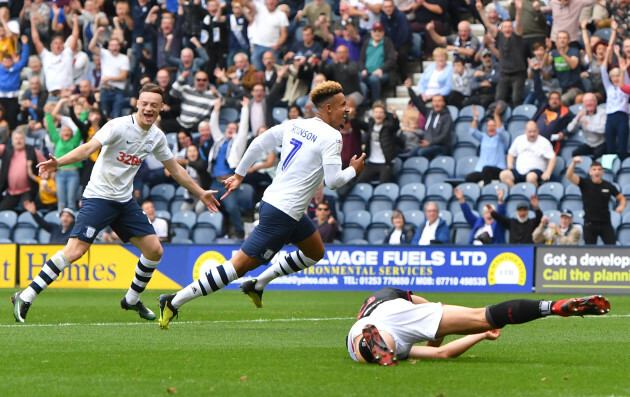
[310,81,343,108]
[139,83,164,100]
[591,161,603,168]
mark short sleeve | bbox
[152,132,174,162]
[507,137,519,157]
[92,120,115,146]
[321,131,343,166]
[609,182,620,197]
[541,139,556,159]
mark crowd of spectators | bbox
[0,0,629,245]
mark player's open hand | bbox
[37,154,59,179]
[200,190,220,212]
[221,174,244,200]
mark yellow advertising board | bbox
[0,244,17,288]
[19,245,180,290]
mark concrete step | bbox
[396,85,419,98]
[385,97,411,111]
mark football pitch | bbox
[1,289,629,397]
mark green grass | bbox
[1,289,629,397]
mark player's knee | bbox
[144,243,163,262]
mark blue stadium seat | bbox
[0,210,18,240]
[342,197,366,214]
[569,103,584,115]
[236,183,255,211]
[510,104,537,120]
[196,211,223,235]
[455,127,480,146]
[458,105,484,121]
[396,196,421,212]
[454,156,479,179]
[174,186,187,199]
[564,184,582,198]
[171,211,197,239]
[399,183,426,201]
[169,198,186,214]
[447,105,459,121]
[403,209,425,228]
[552,156,566,181]
[452,224,472,244]
[510,182,537,200]
[368,197,394,213]
[17,211,38,227]
[424,156,455,186]
[192,225,217,244]
[38,228,50,244]
[342,225,366,243]
[452,211,469,226]
[507,120,528,136]
[149,184,176,211]
[372,183,400,202]
[544,210,561,225]
[165,132,177,150]
[611,211,622,231]
[397,171,423,187]
[424,183,453,211]
[366,224,389,244]
[343,210,371,229]
[155,210,171,222]
[438,210,453,226]
[219,107,239,124]
[452,144,479,160]
[272,107,288,124]
[616,224,630,244]
[12,225,37,243]
[171,236,193,244]
[43,211,61,225]
[348,183,373,202]
[402,156,429,175]
[371,210,393,227]
[573,210,585,225]
[537,182,564,212]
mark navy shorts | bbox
[510,169,543,184]
[241,201,317,264]
[70,197,156,243]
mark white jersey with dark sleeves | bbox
[83,115,173,202]
[260,118,343,221]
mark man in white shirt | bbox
[157,81,366,329]
[30,13,79,96]
[11,84,220,324]
[500,121,557,188]
[245,0,289,71]
[89,27,130,119]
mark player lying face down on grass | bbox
[157,81,366,329]
[347,287,610,366]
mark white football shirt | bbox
[83,115,173,202]
[261,118,343,220]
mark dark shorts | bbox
[70,197,155,243]
[510,169,543,184]
[241,200,317,265]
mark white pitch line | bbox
[0,317,356,328]
[1,314,629,328]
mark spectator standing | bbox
[355,102,399,184]
[603,45,630,160]
[88,28,130,119]
[201,0,229,73]
[0,127,46,210]
[164,36,209,86]
[0,35,29,130]
[567,92,607,158]
[296,0,332,40]
[339,97,363,168]
[207,98,251,239]
[312,200,338,243]
[30,13,79,96]
[227,0,251,67]
[455,187,506,244]
[245,0,289,71]
[426,20,479,66]
[531,71,573,149]
[500,121,556,188]
[24,200,75,244]
[19,76,47,127]
[380,0,411,81]
[477,0,526,107]
[45,98,82,211]
[566,157,626,244]
[448,57,474,108]
[175,145,212,214]
[384,210,415,244]
[409,0,447,56]
[359,23,396,104]
[465,104,509,185]
[26,161,57,211]
[348,0,383,34]
[411,202,450,245]
[547,30,584,106]
[509,0,547,58]
[153,68,181,130]
[489,189,542,244]
[524,42,556,105]
[320,45,363,106]
[405,78,453,160]
[532,209,582,245]
[548,0,596,45]
[145,6,184,69]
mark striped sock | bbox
[21,251,71,303]
[171,261,237,308]
[124,255,160,305]
[255,250,318,290]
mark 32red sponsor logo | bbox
[116,151,142,166]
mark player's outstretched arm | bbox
[162,157,220,212]
[408,330,500,359]
[37,138,102,179]
[323,153,366,190]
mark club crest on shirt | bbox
[335,139,342,155]
[144,142,154,152]
[85,226,96,238]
